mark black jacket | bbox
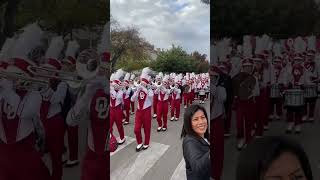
[217,73,233,110]
[183,135,211,180]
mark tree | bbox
[212,0,320,41]
[0,0,21,47]
[15,0,108,38]
[152,45,207,74]
[111,17,153,72]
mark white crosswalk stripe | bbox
[110,136,136,156]
[111,141,169,180]
[170,158,187,180]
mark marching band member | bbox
[130,74,136,115]
[66,48,109,180]
[152,73,162,118]
[183,74,190,108]
[0,23,50,180]
[110,69,126,144]
[155,74,170,131]
[284,37,306,133]
[39,36,67,180]
[217,39,233,136]
[269,43,285,120]
[302,36,317,122]
[170,76,181,121]
[122,73,132,125]
[131,67,154,151]
[62,40,80,167]
[252,36,271,137]
[233,35,259,149]
[210,65,226,180]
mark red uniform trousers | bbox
[236,98,255,144]
[303,98,316,119]
[255,88,270,136]
[287,106,303,125]
[134,107,152,145]
[123,98,131,122]
[183,93,189,106]
[210,115,224,180]
[81,149,108,180]
[170,98,181,119]
[157,100,169,128]
[110,105,125,139]
[153,95,158,115]
[0,134,50,180]
[189,90,195,104]
[224,106,232,134]
[67,125,78,161]
[269,98,283,117]
[43,113,66,180]
[130,101,135,113]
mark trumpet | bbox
[152,81,162,88]
[134,79,141,87]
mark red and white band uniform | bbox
[235,70,260,147]
[302,62,317,121]
[153,86,159,118]
[66,77,109,180]
[210,84,226,180]
[0,87,50,180]
[110,88,125,141]
[285,65,305,132]
[40,81,67,180]
[155,86,170,130]
[66,85,80,164]
[170,87,181,121]
[269,64,285,119]
[253,64,270,137]
[131,85,154,146]
[122,86,132,124]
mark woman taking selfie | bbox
[181,104,211,180]
[236,136,313,180]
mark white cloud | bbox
[111,0,210,60]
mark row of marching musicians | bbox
[0,23,110,180]
[210,35,320,180]
[109,68,209,152]
[212,35,320,151]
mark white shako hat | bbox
[64,40,80,65]
[43,36,64,70]
[112,69,125,86]
[140,67,152,84]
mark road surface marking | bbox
[170,158,187,180]
[110,136,136,156]
[111,141,169,180]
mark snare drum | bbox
[199,89,205,96]
[284,89,304,107]
[270,84,281,98]
[304,85,317,98]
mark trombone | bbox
[0,70,49,90]
[28,66,83,88]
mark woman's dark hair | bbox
[236,136,313,180]
[181,104,209,140]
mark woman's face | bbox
[191,110,207,138]
[263,152,306,180]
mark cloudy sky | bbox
[111,0,210,60]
